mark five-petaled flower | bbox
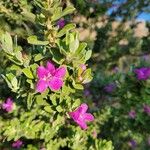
[12,140,23,149]
[69,103,94,130]
[2,97,14,112]
[36,61,66,93]
[134,67,150,80]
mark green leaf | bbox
[0,32,13,55]
[50,94,57,106]
[61,6,75,18]
[10,65,21,71]
[27,36,49,45]
[22,67,34,79]
[15,51,23,63]
[21,9,36,23]
[62,85,71,95]
[85,50,92,61]
[3,74,19,92]
[69,38,79,53]
[72,80,84,90]
[57,24,76,37]
[75,42,87,55]
[26,79,34,89]
[82,68,93,84]
[36,95,48,106]
[72,99,81,109]
[6,73,15,81]
[34,53,44,62]
[44,106,53,113]
[51,7,62,21]
[56,105,63,112]
[95,139,114,150]
[53,114,65,126]
[33,121,44,132]
[50,48,64,64]
[27,93,34,109]
[11,77,18,90]
[1,74,13,89]
[51,6,75,22]
[41,88,49,99]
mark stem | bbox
[47,0,51,30]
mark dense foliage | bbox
[0,0,113,150]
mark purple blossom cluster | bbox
[57,19,65,28]
[104,83,116,93]
[128,139,137,148]
[134,67,150,80]
[143,104,150,116]
[12,140,23,149]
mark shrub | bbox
[0,0,113,149]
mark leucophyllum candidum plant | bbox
[0,0,113,149]
[99,62,150,149]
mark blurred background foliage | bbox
[71,0,150,149]
[0,0,150,149]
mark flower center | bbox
[43,73,52,81]
[79,114,84,119]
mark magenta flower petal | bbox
[46,61,55,74]
[36,61,65,93]
[12,140,23,148]
[2,98,13,112]
[57,19,65,28]
[36,80,48,93]
[79,103,88,114]
[77,120,87,130]
[55,67,66,78]
[69,103,94,130]
[48,77,63,91]
[84,113,94,121]
[134,67,150,80]
[37,66,48,78]
[69,111,80,121]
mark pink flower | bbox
[2,97,14,112]
[128,110,136,119]
[36,61,66,93]
[12,140,23,149]
[143,105,150,115]
[69,103,94,130]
